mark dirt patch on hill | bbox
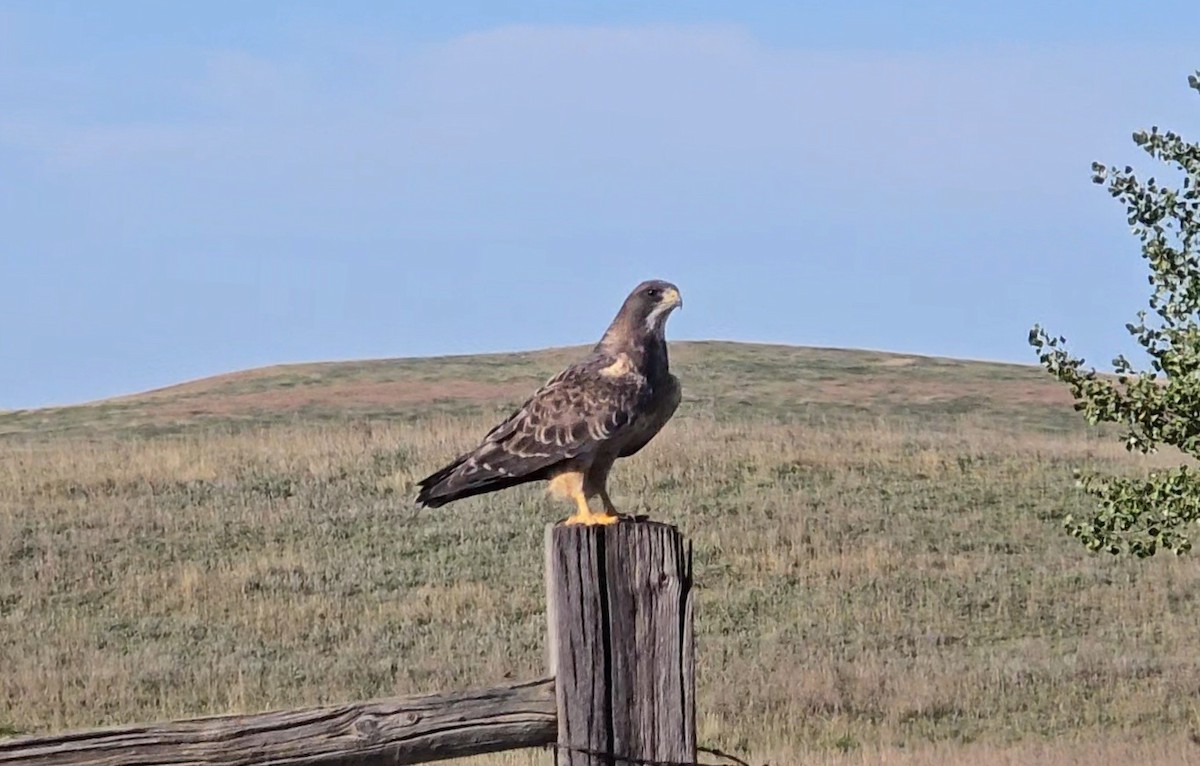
[142,379,532,419]
[814,377,1075,407]
[107,366,326,402]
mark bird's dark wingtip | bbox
[413,478,436,507]
[413,490,447,509]
[413,463,458,508]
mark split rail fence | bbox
[0,521,695,766]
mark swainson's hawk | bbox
[414,279,683,525]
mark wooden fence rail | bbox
[0,521,694,766]
[0,679,556,766]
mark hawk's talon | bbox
[562,510,621,526]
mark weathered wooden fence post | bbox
[545,520,696,766]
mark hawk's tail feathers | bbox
[413,458,466,508]
[414,451,545,508]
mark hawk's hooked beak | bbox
[663,287,683,310]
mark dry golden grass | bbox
[469,734,1200,766]
[2,343,1199,763]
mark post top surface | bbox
[546,517,684,535]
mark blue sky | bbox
[2,2,1198,409]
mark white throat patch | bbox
[644,305,673,334]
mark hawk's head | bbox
[596,279,683,352]
[624,279,683,335]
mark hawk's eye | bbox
[646,288,661,297]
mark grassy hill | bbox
[0,342,1079,437]
[2,341,1198,765]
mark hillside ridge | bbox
[0,341,1077,438]
[63,341,1047,405]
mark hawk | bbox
[414,279,683,525]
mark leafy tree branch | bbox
[1030,71,1200,557]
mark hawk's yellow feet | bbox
[563,484,619,526]
[563,508,621,526]
[550,467,622,525]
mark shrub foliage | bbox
[1031,72,1200,557]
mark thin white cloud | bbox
[1,24,1195,231]
[2,21,1195,407]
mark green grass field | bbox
[2,341,1199,764]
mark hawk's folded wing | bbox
[415,356,646,507]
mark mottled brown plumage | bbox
[414,279,683,525]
